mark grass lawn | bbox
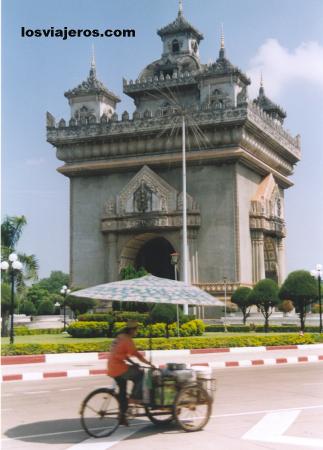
[1,331,299,345]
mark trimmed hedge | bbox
[67,319,205,338]
[2,333,323,355]
[205,324,321,333]
[14,327,64,336]
[78,312,149,323]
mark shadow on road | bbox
[4,418,183,445]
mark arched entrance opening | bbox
[135,237,175,279]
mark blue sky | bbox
[2,0,323,279]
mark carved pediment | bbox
[116,165,178,215]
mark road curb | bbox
[2,343,323,366]
[2,354,323,382]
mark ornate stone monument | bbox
[47,5,300,302]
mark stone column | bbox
[251,231,265,283]
[277,238,286,284]
[106,233,118,282]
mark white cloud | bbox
[247,39,323,99]
[25,158,46,166]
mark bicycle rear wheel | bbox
[80,388,120,438]
[174,384,211,432]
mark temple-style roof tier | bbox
[199,56,251,85]
[157,10,203,41]
[64,66,120,103]
[253,85,286,123]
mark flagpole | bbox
[182,114,189,314]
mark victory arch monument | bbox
[47,6,301,306]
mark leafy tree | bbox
[65,296,96,317]
[20,300,37,316]
[26,285,51,309]
[1,283,12,336]
[120,265,148,280]
[37,271,70,294]
[116,265,149,312]
[279,270,317,331]
[231,287,253,324]
[1,215,39,288]
[37,299,54,315]
[249,279,279,332]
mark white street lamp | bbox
[311,264,322,333]
[170,252,180,337]
[60,285,71,330]
[1,255,23,343]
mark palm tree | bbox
[1,215,39,288]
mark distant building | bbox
[47,5,300,308]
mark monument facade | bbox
[47,6,301,301]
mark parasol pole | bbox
[182,114,189,315]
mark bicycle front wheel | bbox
[80,388,120,438]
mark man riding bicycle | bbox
[107,320,155,425]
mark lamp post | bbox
[1,253,23,344]
[60,285,71,330]
[223,276,228,332]
[170,252,180,337]
[182,115,189,316]
[311,264,322,333]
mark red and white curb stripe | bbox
[2,344,323,366]
[2,354,323,382]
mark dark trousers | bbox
[115,366,143,416]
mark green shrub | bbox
[2,333,323,355]
[66,321,108,338]
[14,327,63,335]
[205,324,251,332]
[78,313,113,322]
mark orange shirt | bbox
[107,333,141,377]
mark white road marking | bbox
[242,410,323,448]
[211,403,323,419]
[24,390,49,395]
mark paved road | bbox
[2,363,323,450]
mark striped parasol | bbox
[71,275,222,306]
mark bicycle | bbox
[79,363,215,437]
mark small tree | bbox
[65,296,96,317]
[278,300,294,315]
[117,265,148,312]
[279,270,317,331]
[231,287,253,324]
[151,303,182,338]
[20,300,37,316]
[37,299,54,315]
[249,279,279,332]
[37,271,70,294]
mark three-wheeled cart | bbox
[80,362,216,437]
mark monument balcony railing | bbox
[122,71,198,93]
[47,103,300,161]
[195,281,253,294]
